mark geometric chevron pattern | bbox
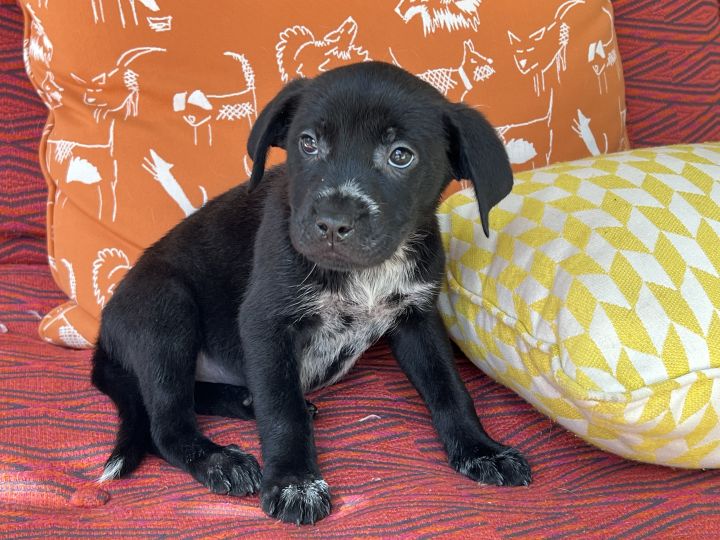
[613,0,720,147]
[2,264,720,537]
[438,144,720,469]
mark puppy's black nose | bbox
[316,215,354,242]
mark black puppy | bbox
[91,61,531,525]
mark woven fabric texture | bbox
[613,0,720,147]
[2,264,720,538]
[0,1,46,264]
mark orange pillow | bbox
[19,0,628,347]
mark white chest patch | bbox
[296,244,436,392]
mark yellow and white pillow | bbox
[438,143,720,468]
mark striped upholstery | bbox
[0,2,47,265]
[613,0,720,147]
[2,265,720,537]
[2,0,720,536]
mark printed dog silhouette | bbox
[507,0,584,96]
[46,47,164,222]
[395,0,482,35]
[172,52,257,147]
[390,39,495,103]
[276,16,371,82]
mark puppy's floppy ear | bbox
[246,78,310,190]
[444,103,514,237]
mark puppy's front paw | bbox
[191,444,262,496]
[452,446,531,487]
[261,476,331,524]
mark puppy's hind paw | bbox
[191,444,261,496]
[305,400,318,419]
[261,477,331,524]
[453,447,531,487]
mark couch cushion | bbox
[3,265,720,536]
[438,143,720,468]
[18,0,628,346]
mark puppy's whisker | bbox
[296,264,317,288]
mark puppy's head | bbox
[247,62,512,272]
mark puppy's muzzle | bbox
[315,213,354,244]
[291,189,384,271]
[312,197,360,246]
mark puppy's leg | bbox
[388,308,532,487]
[146,364,262,496]
[139,352,261,495]
[240,320,331,525]
[115,281,261,496]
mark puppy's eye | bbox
[300,134,318,155]
[388,147,414,169]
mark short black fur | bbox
[92,61,529,525]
